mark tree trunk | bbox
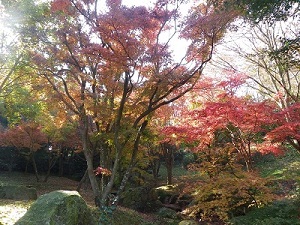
[166,159,173,185]
[162,142,175,185]
[100,73,131,207]
[77,169,88,192]
[148,145,161,180]
[85,149,101,206]
[287,138,300,153]
[112,165,133,207]
[80,114,101,207]
[99,144,111,194]
[31,153,40,182]
[100,148,121,207]
[111,120,148,207]
[58,148,64,177]
[44,171,51,183]
[43,154,58,182]
[152,158,161,180]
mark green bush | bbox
[231,198,300,225]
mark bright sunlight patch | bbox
[0,200,32,225]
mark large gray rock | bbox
[0,185,37,200]
[15,190,96,225]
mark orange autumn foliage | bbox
[0,122,47,151]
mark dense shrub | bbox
[182,170,274,223]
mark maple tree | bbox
[161,73,279,222]
[163,73,280,171]
[0,122,47,181]
[265,103,300,153]
[22,0,237,207]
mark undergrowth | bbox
[230,149,300,224]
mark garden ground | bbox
[0,169,183,225]
[0,150,300,225]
